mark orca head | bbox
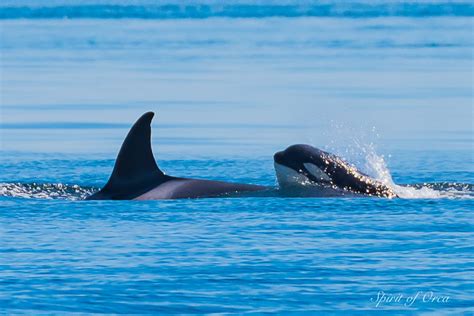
[274,144,398,198]
[273,144,335,187]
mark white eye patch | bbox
[303,163,331,181]
[274,162,311,186]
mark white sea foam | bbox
[0,182,97,200]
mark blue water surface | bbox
[1,0,473,314]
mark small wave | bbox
[394,182,474,199]
[1,3,473,20]
[0,182,98,200]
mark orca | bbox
[274,144,397,198]
[86,112,267,200]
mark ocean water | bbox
[1,1,473,314]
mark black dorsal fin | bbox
[88,112,170,200]
[109,112,161,183]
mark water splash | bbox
[321,122,472,199]
[360,145,473,199]
[0,182,98,200]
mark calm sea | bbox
[1,1,473,314]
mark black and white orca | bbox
[86,112,397,200]
[86,112,267,200]
[273,144,397,198]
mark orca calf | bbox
[86,112,267,200]
[274,144,397,198]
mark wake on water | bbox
[1,149,472,201]
[0,182,98,201]
[1,181,472,201]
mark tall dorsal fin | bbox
[109,112,162,183]
[88,112,170,200]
